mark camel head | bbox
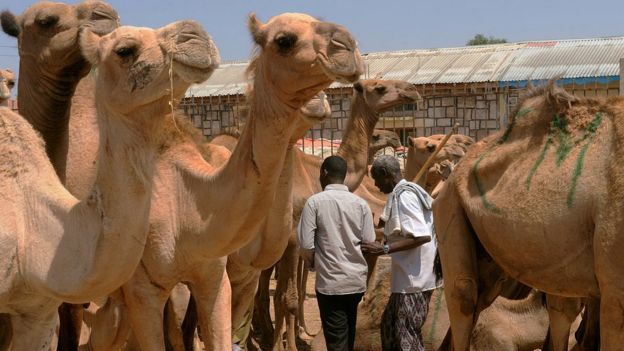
[291,91,332,142]
[247,12,364,108]
[298,91,331,125]
[405,134,475,181]
[371,129,402,150]
[1,1,119,79]
[80,20,220,115]
[353,79,421,112]
[0,69,15,105]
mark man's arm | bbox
[297,199,317,268]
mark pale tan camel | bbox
[0,20,217,350]
[112,13,363,351]
[0,69,15,106]
[434,82,623,350]
[226,79,420,351]
[1,3,120,347]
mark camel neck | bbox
[17,58,88,181]
[43,98,161,300]
[337,92,379,191]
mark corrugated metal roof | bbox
[499,37,624,81]
[185,36,624,97]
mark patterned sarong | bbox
[381,290,433,351]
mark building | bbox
[180,36,624,149]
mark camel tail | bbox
[297,257,317,337]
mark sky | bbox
[2,0,624,97]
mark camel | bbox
[434,81,623,350]
[0,19,218,350]
[369,129,402,163]
[405,134,475,195]
[224,79,420,351]
[0,69,15,106]
[109,13,364,351]
[1,3,121,347]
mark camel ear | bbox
[353,81,363,93]
[1,11,21,37]
[80,29,102,65]
[407,137,415,147]
[247,13,266,47]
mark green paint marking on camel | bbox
[472,108,533,212]
[472,153,500,213]
[551,114,573,167]
[525,135,553,190]
[567,112,604,208]
[498,108,532,145]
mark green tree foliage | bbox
[467,34,507,46]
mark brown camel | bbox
[0,19,217,350]
[226,79,420,351]
[112,13,363,351]
[369,129,402,163]
[434,81,623,350]
[0,69,15,106]
[405,134,475,195]
[404,132,589,351]
[1,2,120,348]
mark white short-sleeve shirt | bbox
[384,179,441,293]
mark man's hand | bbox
[361,241,385,256]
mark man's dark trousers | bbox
[316,291,364,351]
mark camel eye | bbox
[374,85,387,94]
[115,46,136,59]
[426,144,436,152]
[36,15,59,28]
[7,81,15,88]
[274,33,297,54]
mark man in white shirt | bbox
[363,155,443,351]
[298,155,376,351]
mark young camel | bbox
[1,2,120,348]
[115,13,363,351]
[0,20,218,350]
[434,82,623,350]
[0,69,15,106]
[226,79,420,351]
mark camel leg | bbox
[0,314,12,350]
[123,268,170,351]
[88,296,132,351]
[252,266,275,348]
[272,239,298,351]
[190,262,231,351]
[296,256,313,337]
[574,298,600,351]
[11,308,58,351]
[434,186,478,351]
[543,295,582,351]
[181,294,199,351]
[57,303,83,351]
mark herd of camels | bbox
[0,1,621,350]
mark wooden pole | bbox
[411,123,459,184]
